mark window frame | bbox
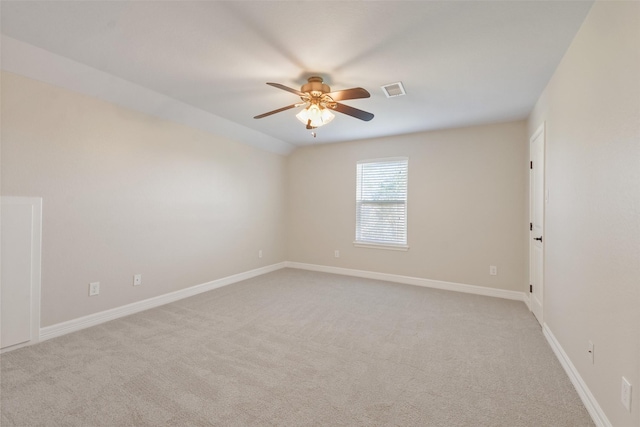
[353,157,409,251]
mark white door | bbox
[1,197,42,350]
[529,124,545,325]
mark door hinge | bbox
[530,161,533,169]
[529,222,533,231]
[530,284,533,293]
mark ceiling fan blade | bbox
[326,87,370,102]
[254,104,299,119]
[266,82,305,97]
[332,103,374,121]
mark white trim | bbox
[31,261,527,345]
[523,290,531,311]
[528,121,546,325]
[543,324,611,427]
[19,258,605,427]
[530,121,545,142]
[353,242,409,251]
[0,197,42,351]
[39,262,286,342]
[285,262,526,302]
[356,156,409,165]
[0,340,34,354]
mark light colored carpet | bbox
[1,268,593,426]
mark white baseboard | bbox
[543,324,611,427]
[39,261,526,343]
[285,261,527,302]
[523,291,531,310]
[33,260,605,427]
[39,262,287,342]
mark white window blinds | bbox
[355,158,408,246]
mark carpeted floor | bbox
[1,268,593,426]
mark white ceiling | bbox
[1,1,594,153]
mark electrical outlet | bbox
[489,265,497,276]
[621,377,632,412]
[258,250,263,259]
[133,274,142,286]
[334,250,340,258]
[587,341,594,364]
[89,282,100,296]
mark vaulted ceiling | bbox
[1,1,594,154]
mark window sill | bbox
[353,241,409,251]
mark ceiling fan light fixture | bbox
[255,76,373,125]
[296,104,335,128]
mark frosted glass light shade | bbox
[296,104,335,127]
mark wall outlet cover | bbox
[89,282,100,296]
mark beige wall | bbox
[287,121,528,292]
[6,6,638,422]
[528,1,640,426]
[1,72,287,327]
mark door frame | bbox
[1,197,42,352]
[528,123,545,324]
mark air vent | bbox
[381,81,406,98]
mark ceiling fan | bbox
[254,76,374,130]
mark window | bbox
[355,158,408,250]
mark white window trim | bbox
[353,241,409,251]
[354,157,409,249]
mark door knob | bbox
[534,236,543,242]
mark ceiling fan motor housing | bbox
[301,76,330,96]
